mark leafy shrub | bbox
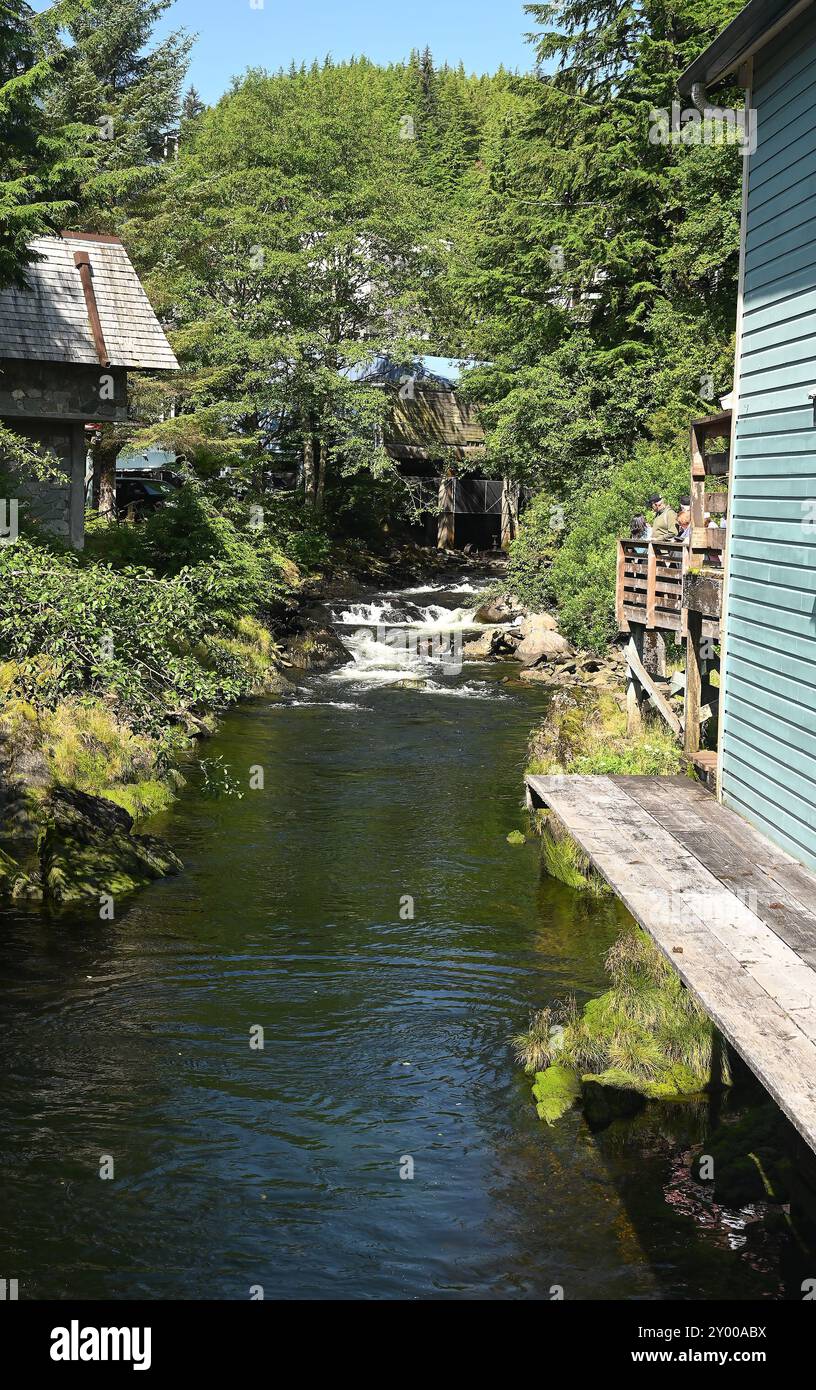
[517,440,688,651]
[0,537,263,742]
[505,490,561,610]
[84,483,294,622]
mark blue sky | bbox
[157,0,538,103]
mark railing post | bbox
[646,543,657,629]
[616,540,629,632]
[684,609,703,756]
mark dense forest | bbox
[0,0,748,831]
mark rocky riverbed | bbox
[463,592,626,690]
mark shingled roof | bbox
[0,233,178,370]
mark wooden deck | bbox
[525,773,816,1153]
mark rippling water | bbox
[0,578,787,1299]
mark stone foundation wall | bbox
[1,418,87,548]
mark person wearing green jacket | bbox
[647,492,678,544]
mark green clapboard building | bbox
[681,0,816,871]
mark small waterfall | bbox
[322,579,506,698]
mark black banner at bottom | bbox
[0,1296,808,1376]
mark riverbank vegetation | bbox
[1,0,745,908]
[526,687,685,888]
[514,925,731,1124]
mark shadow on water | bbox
[0,577,798,1299]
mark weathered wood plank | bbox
[618,782,816,962]
[525,773,816,1153]
[625,640,682,735]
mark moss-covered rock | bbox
[581,1063,704,1129]
[580,1074,646,1127]
[38,786,182,909]
[285,623,348,672]
[517,927,730,1127]
[532,1064,581,1124]
[0,846,41,902]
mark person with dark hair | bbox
[646,491,678,544]
[630,513,650,540]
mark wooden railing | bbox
[616,540,686,634]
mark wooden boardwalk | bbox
[525,773,816,1153]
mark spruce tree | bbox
[0,0,91,287]
[46,0,192,227]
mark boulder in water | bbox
[474,595,520,624]
[515,621,571,665]
[518,611,559,636]
[463,629,497,660]
[285,623,349,672]
[39,786,182,909]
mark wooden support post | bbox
[437,472,455,550]
[500,476,519,550]
[628,632,682,736]
[615,540,629,632]
[643,629,666,679]
[685,609,703,756]
[626,621,645,734]
[646,543,657,628]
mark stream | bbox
[0,574,789,1299]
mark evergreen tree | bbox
[0,0,91,287]
[449,0,747,495]
[180,84,205,130]
[46,0,192,227]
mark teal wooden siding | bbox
[724,7,816,871]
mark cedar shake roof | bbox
[0,233,179,371]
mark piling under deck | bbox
[525,773,816,1153]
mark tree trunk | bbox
[303,415,322,509]
[438,471,455,550]
[92,431,118,522]
[500,476,519,549]
[303,434,316,506]
[314,440,326,515]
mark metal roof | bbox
[679,0,814,92]
[0,234,179,370]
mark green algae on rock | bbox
[516,927,730,1126]
[0,846,41,902]
[39,787,182,909]
[537,809,609,894]
[532,1064,581,1124]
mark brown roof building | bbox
[0,233,178,547]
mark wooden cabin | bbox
[0,233,178,548]
[361,356,520,549]
[686,0,816,873]
[528,0,816,1154]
